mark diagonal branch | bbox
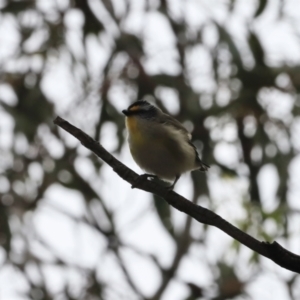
[54,116,300,274]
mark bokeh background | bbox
[1,0,300,299]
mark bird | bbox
[122,100,209,189]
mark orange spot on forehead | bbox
[129,105,140,112]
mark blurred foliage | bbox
[1,0,300,299]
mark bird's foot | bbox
[166,175,180,191]
[166,182,176,191]
[166,184,175,191]
[131,174,158,189]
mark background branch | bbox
[54,116,300,274]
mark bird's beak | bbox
[122,109,129,116]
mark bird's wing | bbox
[159,113,210,171]
[158,113,192,140]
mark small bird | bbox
[122,100,209,189]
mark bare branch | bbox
[54,116,300,274]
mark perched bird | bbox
[122,100,209,189]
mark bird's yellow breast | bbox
[125,116,144,144]
[125,116,138,132]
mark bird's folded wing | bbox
[158,113,192,140]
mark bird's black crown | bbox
[122,100,157,118]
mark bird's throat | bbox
[125,116,145,145]
[125,116,138,132]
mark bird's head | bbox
[122,100,158,119]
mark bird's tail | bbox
[198,161,210,172]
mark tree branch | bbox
[53,116,300,274]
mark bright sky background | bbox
[1,0,300,299]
